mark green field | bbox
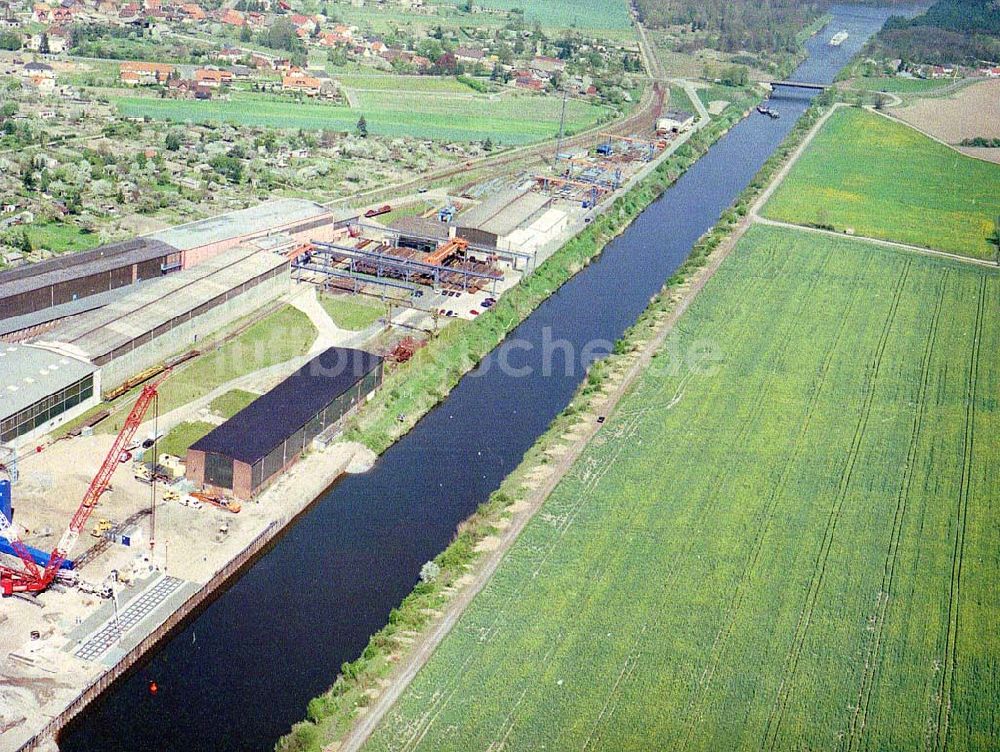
[461,0,631,29]
[364,225,1000,752]
[763,107,1000,259]
[848,76,962,94]
[335,74,472,94]
[158,420,215,459]
[208,388,259,418]
[114,91,608,144]
[5,221,104,255]
[326,0,632,34]
[319,294,385,331]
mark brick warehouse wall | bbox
[185,449,206,486]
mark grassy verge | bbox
[152,306,315,417]
[209,389,259,419]
[319,294,386,331]
[274,90,764,752]
[95,305,316,435]
[158,420,216,459]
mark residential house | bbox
[251,52,275,69]
[381,47,430,70]
[454,46,484,65]
[216,46,242,63]
[289,12,316,32]
[31,2,51,23]
[282,70,322,95]
[46,26,71,53]
[166,77,194,96]
[21,60,55,93]
[219,7,243,26]
[195,67,232,87]
[180,2,205,20]
[531,55,565,74]
[119,60,175,84]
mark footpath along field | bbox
[763,107,1000,259]
[363,224,1000,752]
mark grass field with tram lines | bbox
[362,224,1000,752]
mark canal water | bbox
[60,6,920,750]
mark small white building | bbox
[657,109,695,134]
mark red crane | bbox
[0,372,170,597]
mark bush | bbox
[419,560,441,583]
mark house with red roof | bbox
[219,8,244,26]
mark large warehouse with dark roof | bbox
[0,237,179,329]
[185,347,383,499]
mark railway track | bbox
[324,83,666,209]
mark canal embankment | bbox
[276,91,834,752]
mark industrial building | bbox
[38,243,291,393]
[455,189,552,249]
[389,216,452,251]
[498,207,570,255]
[0,343,100,446]
[0,237,179,334]
[186,347,383,499]
[657,109,695,134]
[150,198,335,269]
[0,200,336,342]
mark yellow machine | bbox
[91,519,113,538]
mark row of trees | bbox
[635,0,822,54]
[875,0,1000,65]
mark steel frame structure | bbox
[344,221,535,271]
[304,242,502,294]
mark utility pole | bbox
[555,86,568,163]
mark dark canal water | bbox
[60,6,920,750]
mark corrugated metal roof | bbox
[150,198,330,251]
[0,281,155,338]
[191,347,382,465]
[0,343,96,420]
[42,244,288,359]
[388,215,451,241]
[0,238,176,301]
[457,189,550,238]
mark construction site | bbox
[0,92,696,752]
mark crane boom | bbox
[0,505,42,582]
[0,371,170,596]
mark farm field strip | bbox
[762,107,1000,260]
[113,91,607,143]
[363,224,1000,752]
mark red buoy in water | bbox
[149,681,158,695]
